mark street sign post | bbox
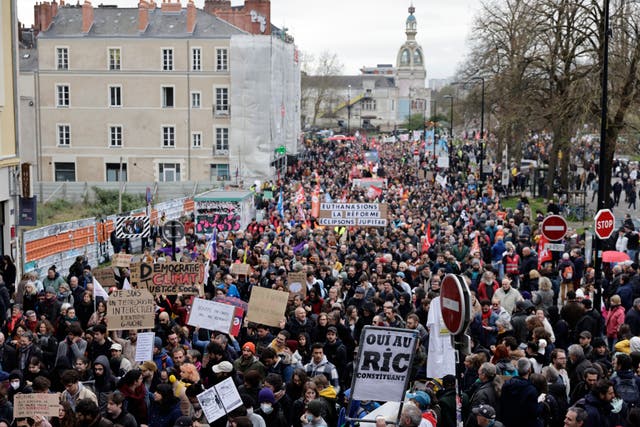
[162,220,184,260]
[594,209,615,240]
[441,274,471,335]
[541,215,568,241]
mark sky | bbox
[17,0,481,80]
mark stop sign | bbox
[594,209,615,239]
[440,274,471,335]
[541,215,568,241]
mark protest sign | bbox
[246,286,289,327]
[214,296,247,336]
[287,271,307,298]
[188,298,235,334]
[318,203,388,227]
[130,261,203,296]
[93,267,117,289]
[107,288,155,331]
[113,253,132,268]
[197,377,242,423]
[351,326,417,402]
[14,393,60,418]
[135,332,155,362]
[230,263,251,276]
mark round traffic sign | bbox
[162,220,185,241]
[440,274,471,335]
[541,215,568,241]
[594,209,615,239]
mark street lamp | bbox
[347,85,352,135]
[431,99,437,159]
[443,94,454,167]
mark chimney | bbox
[138,0,149,32]
[186,0,196,33]
[35,2,53,33]
[81,0,94,33]
[51,1,58,17]
[161,0,182,13]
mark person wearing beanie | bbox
[233,342,266,379]
[152,335,174,372]
[255,387,286,427]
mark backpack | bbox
[614,376,640,407]
[562,265,573,280]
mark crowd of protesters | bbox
[1,133,640,427]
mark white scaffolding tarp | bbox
[230,35,301,182]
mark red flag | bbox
[538,235,552,269]
[471,234,480,253]
[311,184,321,217]
[367,185,383,200]
[294,184,305,205]
[426,222,435,245]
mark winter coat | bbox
[605,305,626,338]
[499,376,541,427]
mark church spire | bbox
[405,2,417,41]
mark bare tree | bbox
[300,51,344,127]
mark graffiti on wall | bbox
[195,201,241,233]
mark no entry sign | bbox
[440,274,471,335]
[594,209,615,239]
[541,215,568,241]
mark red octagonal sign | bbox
[541,215,568,241]
[440,275,471,335]
[594,209,615,239]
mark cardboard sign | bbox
[14,393,60,418]
[318,203,388,227]
[93,267,117,289]
[130,261,203,296]
[188,298,236,334]
[230,263,251,276]
[135,332,155,362]
[246,286,289,327]
[113,253,132,268]
[287,271,307,298]
[352,326,418,402]
[107,289,156,331]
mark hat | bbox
[575,289,585,299]
[110,343,123,351]
[472,404,496,420]
[327,326,338,334]
[442,374,456,388]
[396,272,405,278]
[242,342,256,354]
[516,300,534,312]
[212,361,233,374]
[592,337,607,348]
[579,331,592,339]
[258,387,275,404]
[406,391,430,410]
[355,286,365,294]
[45,286,56,294]
[154,337,163,349]
[174,416,192,427]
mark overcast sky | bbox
[18,0,481,80]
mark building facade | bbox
[0,1,20,259]
[22,0,300,184]
[301,5,430,133]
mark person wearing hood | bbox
[105,391,136,427]
[611,353,640,408]
[60,369,98,411]
[581,379,616,427]
[93,355,117,412]
[499,358,541,427]
[312,374,338,426]
[255,387,286,427]
[153,336,174,371]
[7,370,32,404]
[117,370,148,426]
[56,283,74,306]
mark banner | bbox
[115,215,150,238]
[107,289,156,331]
[246,286,289,327]
[351,326,417,402]
[188,298,235,334]
[130,261,203,295]
[318,203,388,227]
[19,196,37,226]
[14,393,60,418]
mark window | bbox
[192,132,202,148]
[162,48,174,71]
[216,48,228,71]
[56,47,68,70]
[162,126,176,147]
[215,127,229,152]
[109,125,123,147]
[191,92,201,108]
[56,84,69,107]
[215,87,229,114]
[192,47,201,71]
[57,124,70,146]
[108,48,121,70]
[210,164,230,181]
[106,163,127,182]
[109,85,122,107]
[54,162,76,182]
[159,163,181,182]
[363,99,376,111]
[162,86,174,108]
